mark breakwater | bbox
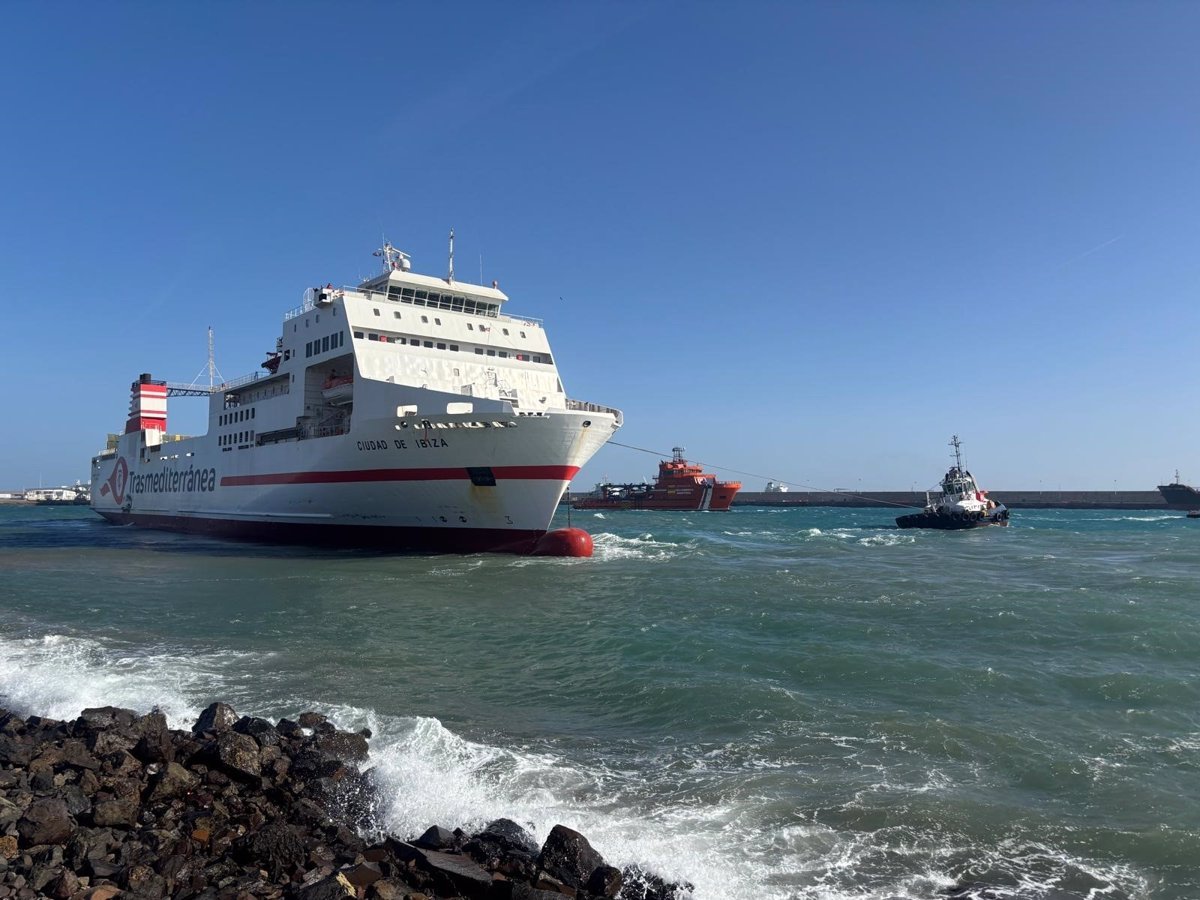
[727,490,1168,510]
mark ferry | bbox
[90,240,622,556]
[895,436,1009,530]
[572,447,741,511]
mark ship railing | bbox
[566,398,623,420]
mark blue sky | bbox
[3,2,1199,492]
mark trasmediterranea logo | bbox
[100,456,218,504]
[99,456,129,504]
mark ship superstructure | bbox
[90,242,622,554]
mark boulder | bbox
[232,820,305,878]
[414,825,457,850]
[313,730,370,762]
[233,715,280,748]
[192,702,238,735]
[147,761,199,802]
[297,872,356,900]
[214,730,262,779]
[537,823,606,889]
[587,863,624,898]
[91,799,139,829]
[17,798,75,846]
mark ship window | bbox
[475,348,483,354]
[373,309,381,316]
[305,343,311,358]
[467,323,474,331]
[435,318,441,325]
[393,311,401,319]
[487,349,496,356]
[354,331,363,339]
[315,314,320,323]
[464,300,477,314]
[401,288,414,300]
[534,355,542,363]
[322,336,330,352]
[421,315,428,323]
[498,351,508,358]
[423,341,433,348]
[251,409,255,419]
[450,344,459,352]
[332,307,338,316]
[369,333,379,341]
[503,328,509,335]
[451,296,464,311]
[415,290,427,302]
[436,342,446,350]
[520,331,526,338]
[284,349,291,360]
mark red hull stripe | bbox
[219,464,579,487]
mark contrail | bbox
[1057,234,1122,269]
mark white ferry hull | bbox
[92,411,614,554]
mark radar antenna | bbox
[448,228,455,283]
[372,241,411,273]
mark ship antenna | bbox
[950,434,964,471]
[448,228,455,283]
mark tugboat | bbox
[572,447,741,511]
[896,436,1009,530]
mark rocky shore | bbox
[0,703,689,900]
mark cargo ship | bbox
[572,447,741,511]
[90,240,622,556]
[1157,471,1200,509]
[896,436,1009,530]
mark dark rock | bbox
[297,711,328,729]
[0,734,34,767]
[59,785,92,818]
[588,864,625,898]
[313,730,370,762]
[233,715,280,748]
[414,848,493,897]
[49,868,80,899]
[414,825,457,850]
[537,823,606,889]
[77,706,137,731]
[60,740,101,771]
[276,717,304,738]
[16,798,74,846]
[147,761,199,802]
[502,885,570,900]
[89,728,136,757]
[132,711,174,764]
[91,799,139,829]
[477,818,538,856]
[296,872,356,899]
[342,861,383,886]
[214,731,262,779]
[232,820,305,879]
[192,702,238,735]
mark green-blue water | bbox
[1,504,1197,899]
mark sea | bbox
[1,503,1198,900]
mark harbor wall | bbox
[728,491,1169,510]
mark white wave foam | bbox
[0,631,250,730]
[590,532,682,561]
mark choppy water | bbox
[1,503,1198,899]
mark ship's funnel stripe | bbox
[219,465,580,487]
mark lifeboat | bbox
[321,372,354,404]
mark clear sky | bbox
[4,2,1199,492]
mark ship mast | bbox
[448,228,455,283]
[950,434,964,472]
